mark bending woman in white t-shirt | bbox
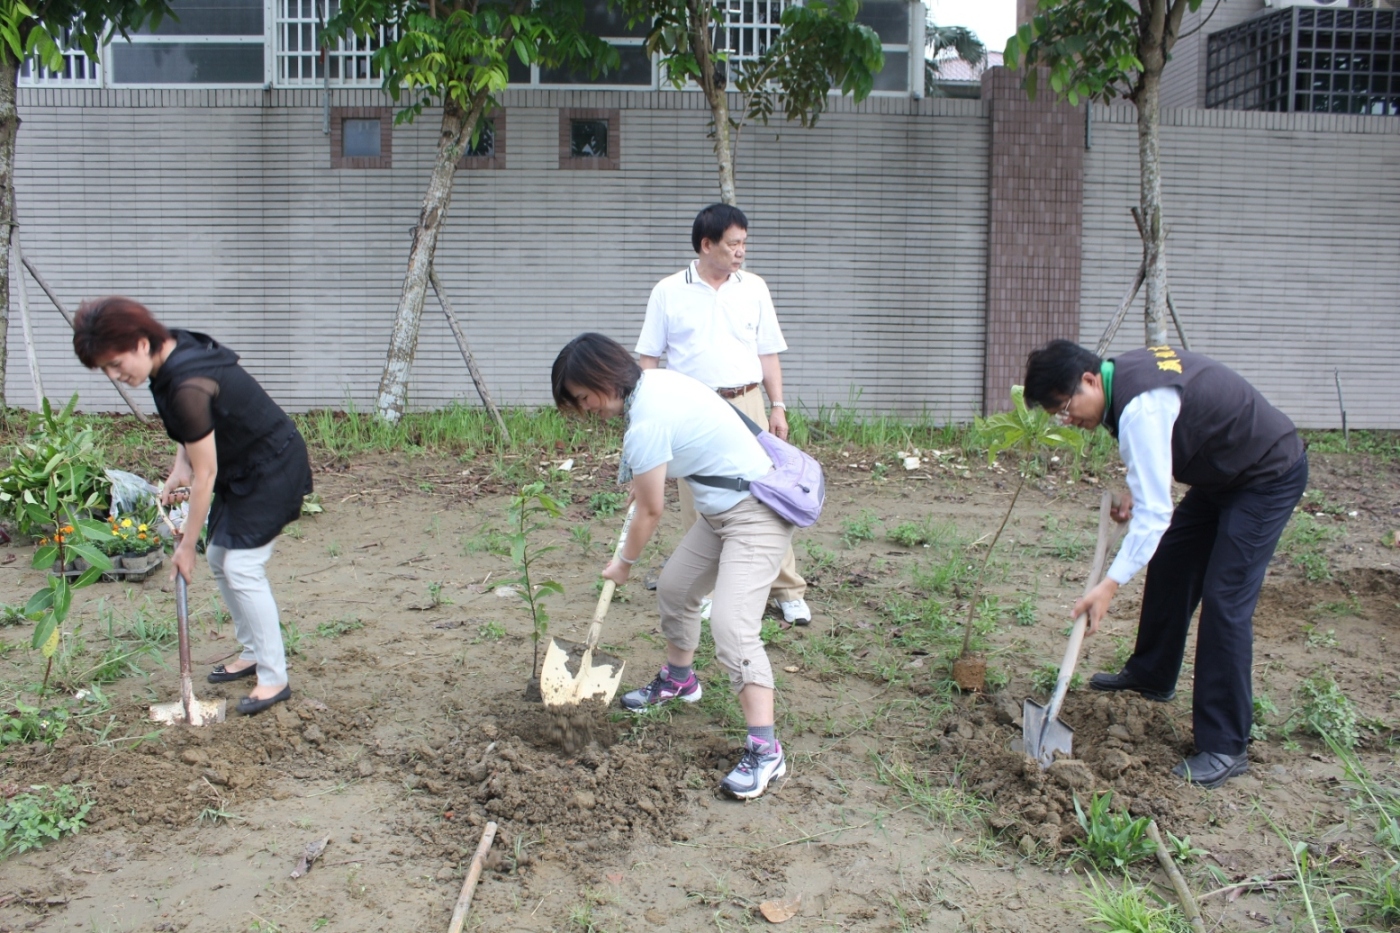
[552,333,794,801]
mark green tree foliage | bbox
[923,21,985,97]
[626,0,881,203]
[1003,0,1204,347]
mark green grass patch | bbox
[1,784,92,857]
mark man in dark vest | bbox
[1023,340,1308,788]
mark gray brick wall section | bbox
[9,89,990,420]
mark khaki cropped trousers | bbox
[656,496,795,692]
[675,385,806,602]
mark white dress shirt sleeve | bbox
[635,282,669,358]
[1106,386,1182,586]
[752,277,787,355]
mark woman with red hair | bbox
[74,297,312,715]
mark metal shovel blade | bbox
[539,636,625,708]
[150,691,227,726]
[1023,697,1073,769]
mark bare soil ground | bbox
[1,441,1397,933]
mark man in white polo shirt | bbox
[635,203,811,625]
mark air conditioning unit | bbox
[1264,0,1350,7]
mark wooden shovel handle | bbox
[586,505,637,650]
[1047,492,1121,719]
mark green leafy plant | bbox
[1252,692,1278,742]
[26,514,114,700]
[0,702,68,749]
[0,784,92,857]
[888,520,933,548]
[0,604,26,627]
[1080,873,1192,933]
[1286,671,1361,750]
[953,386,1085,687]
[840,510,878,547]
[1072,792,1157,872]
[569,523,593,556]
[1032,663,1083,696]
[509,482,565,683]
[316,617,365,638]
[0,395,110,537]
[588,491,626,517]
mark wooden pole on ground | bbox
[1094,262,1145,357]
[1146,820,1207,933]
[11,225,45,408]
[428,265,511,445]
[446,820,497,933]
[20,252,149,421]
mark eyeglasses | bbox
[1054,394,1075,424]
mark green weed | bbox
[462,526,511,556]
[0,703,69,749]
[1031,663,1083,696]
[887,517,953,549]
[0,605,27,627]
[872,756,987,829]
[1252,692,1278,742]
[1286,670,1361,749]
[1279,513,1338,582]
[315,617,365,638]
[1080,873,1192,933]
[0,784,92,856]
[839,510,879,547]
[569,523,594,555]
[475,620,506,642]
[588,491,626,517]
[1072,792,1157,872]
[1352,861,1400,927]
[802,541,838,576]
[1012,595,1038,627]
[280,620,308,657]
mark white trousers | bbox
[207,542,287,688]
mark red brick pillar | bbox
[981,66,1085,414]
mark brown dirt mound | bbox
[924,691,1201,852]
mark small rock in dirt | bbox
[202,769,230,787]
[274,707,299,730]
[1106,724,1132,742]
[60,768,81,784]
[1098,749,1135,778]
[302,725,326,746]
[1269,765,1292,784]
[994,698,1021,726]
[954,720,974,740]
[357,758,375,778]
[572,790,597,811]
[1048,759,1095,792]
[180,750,208,767]
[351,833,363,843]
[424,780,448,795]
[637,799,657,815]
[1018,834,1036,856]
[480,723,499,739]
[644,910,667,925]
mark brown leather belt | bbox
[716,382,760,399]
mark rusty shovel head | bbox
[149,695,227,726]
[539,636,625,709]
[1022,697,1073,770]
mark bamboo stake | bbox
[11,226,45,408]
[446,820,497,933]
[1094,262,1145,357]
[428,264,511,445]
[1165,289,1191,351]
[1146,820,1207,933]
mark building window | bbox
[109,0,267,86]
[715,0,787,75]
[856,0,912,93]
[532,0,653,86]
[559,109,620,170]
[458,112,507,170]
[331,107,392,168]
[275,0,395,88]
[20,28,100,87]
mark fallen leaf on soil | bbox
[783,665,800,673]
[606,872,623,884]
[290,836,331,879]
[759,895,802,923]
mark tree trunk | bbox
[686,0,738,205]
[0,56,19,409]
[375,92,487,422]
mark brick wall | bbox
[981,67,1085,414]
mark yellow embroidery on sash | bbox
[1147,345,1182,372]
[1157,359,1183,373]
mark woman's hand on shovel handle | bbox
[1073,578,1119,635]
[602,558,631,585]
[170,537,198,584]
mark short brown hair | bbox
[551,333,640,413]
[72,297,171,369]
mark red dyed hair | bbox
[72,297,172,369]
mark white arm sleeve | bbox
[635,284,668,358]
[753,278,788,355]
[1106,387,1181,586]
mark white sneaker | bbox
[699,597,712,622]
[720,737,786,800]
[778,598,811,626]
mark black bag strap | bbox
[688,403,764,491]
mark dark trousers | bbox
[1124,453,1308,755]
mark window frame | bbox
[330,106,393,168]
[558,108,620,170]
[104,0,275,89]
[274,0,397,89]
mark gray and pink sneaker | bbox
[720,737,786,800]
[620,666,703,711]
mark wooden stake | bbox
[428,265,511,445]
[1095,262,1145,357]
[19,252,149,421]
[446,820,497,933]
[11,225,45,408]
[1146,820,1207,933]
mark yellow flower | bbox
[111,531,120,537]
[138,524,148,532]
[120,518,133,528]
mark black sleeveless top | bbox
[1103,346,1302,491]
[149,330,313,549]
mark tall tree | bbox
[923,20,984,97]
[0,0,172,408]
[627,0,883,205]
[1005,0,1203,346]
[329,0,616,422]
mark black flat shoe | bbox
[208,663,258,684]
[1172,750,1249,788]
[1089,670,1177,702]
[236,685,291,716]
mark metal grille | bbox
[19,30,99,87]
[1207,7,1400,115]
[715,0,789,73]
[276,0,394,87]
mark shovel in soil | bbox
[150,573,227,726]
[1023,491,1124,769]
[538,505,635,708]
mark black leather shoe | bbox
[236,685,291,716]
[208,663,258,684]
[1089,670,1176,702]
[1173,750,1249,788]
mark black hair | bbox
[551,333,642,413]
[691,203,749,254]
[1023,339,1103,410]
